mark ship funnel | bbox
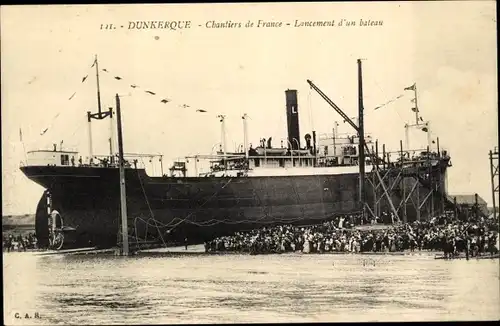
[285,89,300,150]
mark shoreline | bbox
[3,249,499,260]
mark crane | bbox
[306,59,400,221]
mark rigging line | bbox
[130,192,360,230]
[99,67,217,116]
[144,217,150,243]
[193,212,333,228]
[165,178,235,229]
[134,218,158,245]
[34,111,87,150]
[36,64,96,144]
[353,95,407,125]
[137,160,156,219]
[366,77,393,110]
[135,160,234,230]
[166,178,234,231]
[392,103,407,125]
[371,77,388,105]
[133,217,167,247]
[133,218,144,245]
[100,68,170,102]
[151,218,168,248]
[308,87,314,133]
[57,114,88,149]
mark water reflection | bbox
[3,252,499,324]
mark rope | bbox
[308,87,314,133]
[134,212,330,229]
[99,66,210,115]
[164,177,234,231]
[135,167,168,247]
[129,181,346,230]
[134,166,235,244]
[35,60,96,145]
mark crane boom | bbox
[307,79,390,164]
[306,79,359,133]
[306,70,400,222]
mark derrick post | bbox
[116,94,129,256]
[357,59,366,220]
[489,149,499,220]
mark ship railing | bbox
[189,151,323,162]
[383,148,444,160]
[318,132,373,140]
[78,153,161,169]
[207,154,371,169]
[385,147,449,156]
[185,154,246,160]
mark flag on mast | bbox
[404,83,416,91]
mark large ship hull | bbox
[22,161,450,249]
[24,165,364,248]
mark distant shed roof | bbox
[449,194,487,206]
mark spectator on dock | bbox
[205,212,499,256]
[3,232,38,252]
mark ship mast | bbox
[307,64,400,222]
[413,83,419,125]
[218,115,227,170]
[357,59,366,220]
[404,83,432,152]
[242,113,249,161]
[115,93,129,256]
[96,54,102,115]
[86,54,114,164]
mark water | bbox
[3,251,499,324]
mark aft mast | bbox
[115,93,129,256]
[86,54,114,164]
[403,83,432,152]
[357,59,366,221]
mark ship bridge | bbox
[21,149,159,171]
[24,150,80,167]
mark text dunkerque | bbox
[123,19,383,31]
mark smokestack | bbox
[285,89,300,150]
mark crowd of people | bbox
[204,212,499,257]
[2,232,38,252]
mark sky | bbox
[1,2,498,215]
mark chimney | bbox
[285,89,300,150]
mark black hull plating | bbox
[21,164,448,248]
